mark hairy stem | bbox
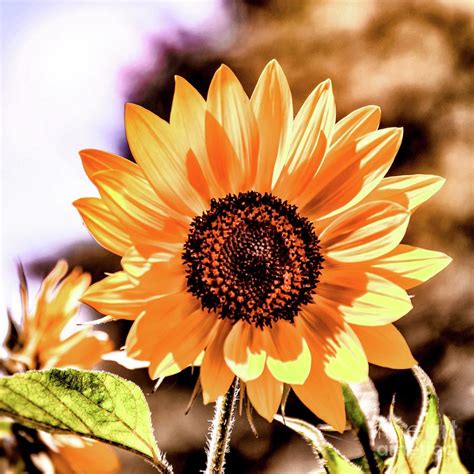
[205,379,239,474]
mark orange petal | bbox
[302,304,368,384]
[201,321,235,404]
[42,330,113,370]
[74,198,132,256]
[265,320,311,384]
[320,201,410,262]
[120,246,180,283]
[316,270,413,326]
[302,128,403,221]
[54,436,120,474]
[246,367,283,422]
[329,105,381,152]
[148,308,217,379]
[223,321,266,382]
[131,255,186,295]
[250,59,292,192]
[205,112,243,193]
[82,271,150,320]
[351,323,416,369]
[125,292,199,362]
[291,357,345,432]
[358,174,446,213]
[207,64,259,190]
[80,148,143,180]
[275,79,334,203]
[92,169,187,256]
[125,103,206,217]
[84,255,186,320]
[33,262,90,341]
[170,76,221,198]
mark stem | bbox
[205,379,239,474]
[356,425,380,474]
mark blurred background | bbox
[1,0,473,472]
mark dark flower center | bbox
[182,192,323,328]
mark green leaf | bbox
[386,403,412,474]
[275,415,362,473]
[407,366,442,472]
[430,416,468,474]
[0,368,171,473]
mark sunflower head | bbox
[77,60,451,430]
[183,191,324,328]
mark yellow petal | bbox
[92,169,187,255]
[82,271,149,320]
[246,367,283,422]
[201,321,235,404]
[321,201,410,262]
[125,103,206,217]
[317,270,413,326]
[303,303,369,384]
[359,174,446,213]
[266,321,311,384]
[74,198,132,256]
[302,128,403,221]
[273,79,333,201]
[368,244,452,289]
[329,105,381,152]
[223,321,266,382]
[207,64,259,190]
[250,59,292,192]
[351,324,416,369]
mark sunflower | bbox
[75,60,451,431]
[1,261,119,473]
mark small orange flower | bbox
[76,60,451,431]
[1,261,119,473]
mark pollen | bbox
[183,192,324,328]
